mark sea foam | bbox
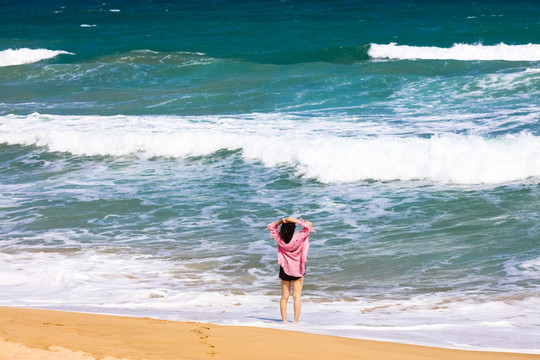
[0,48,74,67]
[1,248,539,353]
[369,43,540,61]
[2,114,540,185]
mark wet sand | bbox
[0,307,538,360]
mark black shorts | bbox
[279,266,303,281]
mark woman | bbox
[267,216,315,323]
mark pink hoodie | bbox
[267,218,315,278]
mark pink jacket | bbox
[267,219,315,278]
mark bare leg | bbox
[280,280,291,322]
[292,277,304,323]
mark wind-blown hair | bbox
[280,222,296,244]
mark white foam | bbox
[284,133,540,184]
[1,249,539,353]
[505,256,540,278]
[369,43,540,61]
[2,113,540,185]
[0,48,74,67]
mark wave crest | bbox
[369,43,540,61]
[0,48,74,67]
[2,113,540,185]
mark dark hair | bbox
[280,223,296,244]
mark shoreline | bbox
[1,307,538,360]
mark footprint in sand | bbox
[191,326,216,358]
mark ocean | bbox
[1,0,539,353]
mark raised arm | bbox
[274,217,314,231]
[272,218,287,227]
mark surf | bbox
[3,113,540,185]
[0,48,74,67]
[368,43,540,61]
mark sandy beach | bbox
[0,307,538,360]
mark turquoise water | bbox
[1,0,540,352]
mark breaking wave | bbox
[369,43,540,61]
[2,113,540,185]
[0,48,74,67]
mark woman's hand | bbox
[285,217,313,227]
[273,217,296,226]
[273,217,313,228]
[283,216,297,224]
